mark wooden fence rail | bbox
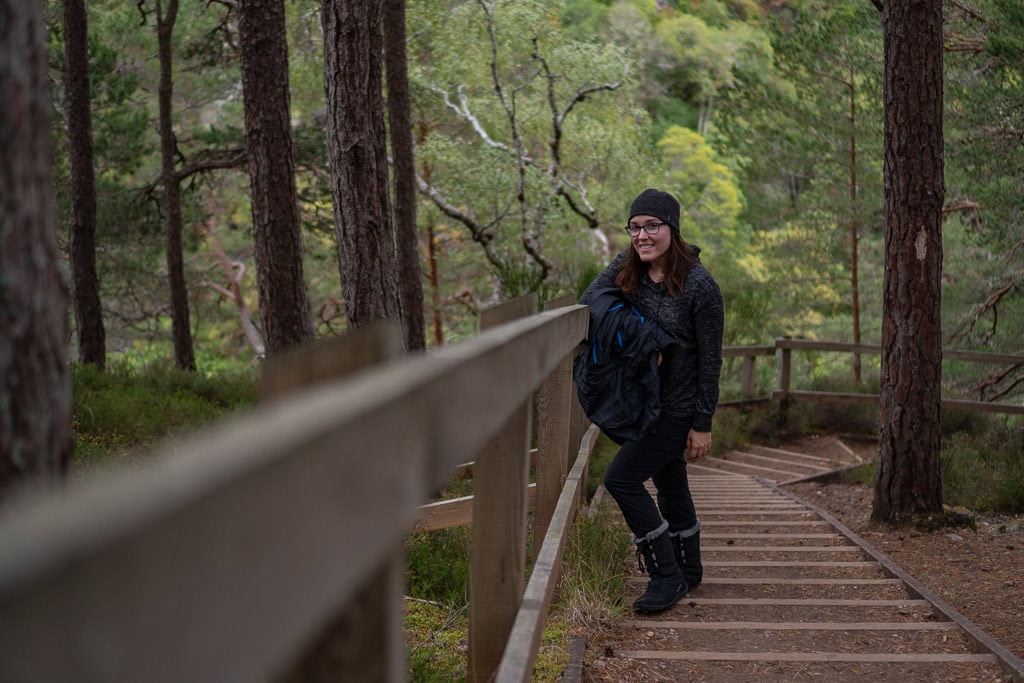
[725,338,1024,415]
[0,296,590,683]
[2,307,1021,683]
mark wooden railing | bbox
[724,338,1024,415]
[3,309,1021,683]
[0,294,591,683]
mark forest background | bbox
[27,0,1017,437]
[5,0,1021,677]
[44,0,1024,408]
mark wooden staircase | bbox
[581,437,1022,682]
[689,436,863,483]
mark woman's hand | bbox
[686,430,712,460]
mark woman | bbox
[581,188,724,613]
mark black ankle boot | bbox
[674,530,702,589]
[633,528,687,613]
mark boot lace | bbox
[635,540,659,573]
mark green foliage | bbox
[404,598,469,681]
[708,406,759,453]
[943,0,1024,383]
[71,359,258,466]
[941,420,1024,513]
[558,0,613,40]
[764,390,1024,515]
[586,434,619,500]
[657,125,745,253]
[45,0,1024,398]
[653,9,773,108]
[408,0,653,310]
[404,526,472,608]
[403,570,574,681]
[803,383,879,436]
[836,461,875,487]
[550,506,632,632]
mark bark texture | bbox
[64,0,106,367]
[238,0,314,355]
[157,0,196,370]
[874,0,945,522]
[384,0,425,350]
[321,0,401,328]
[0,0,73,500]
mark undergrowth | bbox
[402,434,631,681]
[71,359,258,467]
[834,416,1024,514]
[67,360,1022,680]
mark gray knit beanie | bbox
[629,188,680,231]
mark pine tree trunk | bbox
[321,0,401,327]
[0,0,73,500]
[384,0,426,351]
[238,0,314,355]
[64,0,106,368]
[157,0,196,370]
[874,0,945,522]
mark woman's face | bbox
[628,214,672,265]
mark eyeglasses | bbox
[624,221,666,237]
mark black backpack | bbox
[572,288,675,444]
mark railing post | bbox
[776,338,792,397]
[534,295,577,561]
[741,354,756,399]
[468,295,537,683]
[262,322,407,683]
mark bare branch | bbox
[949,0,987,24]
[136,0,149,25]
[415,173,507,272]
[175,150,246,182]
[532,37,613,229]
[199,203,265,359]
[944,37,986,53]
[476,2,551,284]
[971,362,1024,402]
[1008,236,1024,264]
[942,199,980,213]
[426,83,520,157]
[953,271,1021,345]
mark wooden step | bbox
[576,439,1019,682]
[616,651,997,664]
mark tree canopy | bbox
[31,0,1024,396]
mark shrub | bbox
[404,526,471,608]
[941,422,1024,513]
[72,359,258,467]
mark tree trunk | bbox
[427,220,444,346]
[874,0,945,523]
[0,0,73,500]
[64,0,106,368]
[847,65,861,384]
[321,0,401,328]
[384,0,425,351]
[156,0,196,370]
[238,0,315,356]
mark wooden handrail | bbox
[2,312,1019,683]
[0,300,589,683]
[757,338,1024,415]
[496,424,601,682]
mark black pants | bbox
[603,412,699,538]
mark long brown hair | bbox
[615,230,697,297]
